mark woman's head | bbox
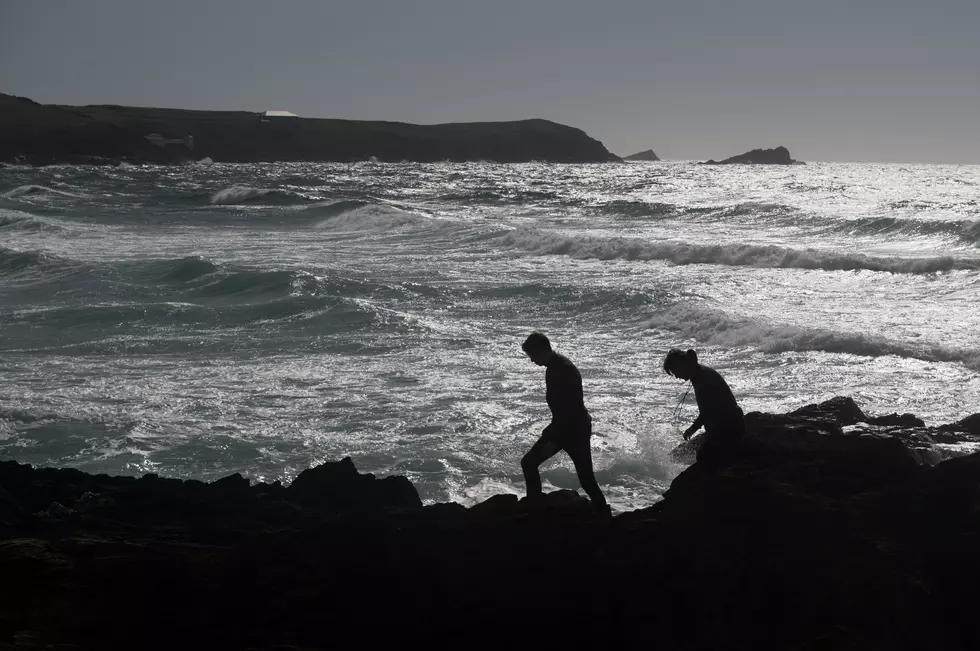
[663,348,699,380]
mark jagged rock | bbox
[788,395,867,425]
[704,145,803,165]
[213,472,251,494]
[0,486,31,527]
[866,412,926,428]
[286,457,422,512]
[939,413,980,437]
[519,489,593,514]
[467,493,519,518]
[3,401,980,649]
[422,501,468,521]
[624,149,660,161]
[37,501,71,522]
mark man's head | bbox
[522,331,554,366]
[663,348,699,380]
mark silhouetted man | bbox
[520,332,609,514]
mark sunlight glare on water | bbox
[1,161,979,510]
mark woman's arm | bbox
[684,415,704,440]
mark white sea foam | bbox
[314,202,446,232]
[647,303,980,370]
[209,185,274,204]
[0,207,69,232]
[499,226,975,274]
[3,185,85,199]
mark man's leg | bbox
[521,430,559,497]
[565,434,608,511]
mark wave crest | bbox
[599,200,677,219]
[190,269,318,297]
[314,202,437,232]
[825,215,980,245]
[208,186,312,205]
[647,303,980,370]
[158,256,220,282]
[500,227,975,274]
[0,247,50,273]
[2,185,85,200]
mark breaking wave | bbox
[647,303,980,370]
[0,209,68,233]
[0,247,61,274]
[313,201,446,232]
[156,256,221,282]
[598,200,678,219]
[208,185,313,205]
[500,227,977,274]
[2,185,85,200]
[825,216,980,245]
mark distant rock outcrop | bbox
[624,149,661,161]
[0,93,618,165]
[704,145,803,165]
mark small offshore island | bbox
[704,145,805,165]
[3,397,980,649]
[0,93,618,165]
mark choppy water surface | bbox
[2,161,978,510]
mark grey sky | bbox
[2,0,978,163]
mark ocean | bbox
[2,160,978,511]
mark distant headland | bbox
[0,93,619,165]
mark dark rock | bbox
[0,486,32,527]
[704,145,803,165]
[212,472,250,493]
[866,412,926,428]
[253,480,286,500]
[290,457,359,488]
[286,457,422,512]
[422,501,468,521]
[69,491,111,517]
[3,400,980,649]
[36,501,71,522]
[519,489,592,512]
[467,493,519,518]
[939,412,980,437]
[623,149,661,161]
[788,395,868,425]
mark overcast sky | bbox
[2,0,978,163]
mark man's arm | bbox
[683,415,704,441]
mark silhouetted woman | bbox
[663,348,744,464]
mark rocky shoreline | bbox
[3,396,980,649]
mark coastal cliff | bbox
[2,396,980,649]
[0,93,618,165]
